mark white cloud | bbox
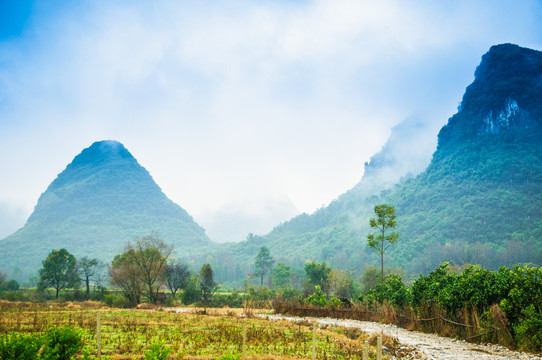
[0,0,541,239]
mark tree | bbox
[199,264,218,303]
[254,246,274,286]
[109,250,144,307]
[38,249,79,299]
[329,269,355,299]
[0,272,19,292]
[164,261,190,297]
[124,234,173,304]
[304,261,332,294]
[77,257,102,299]
[272,263,292,288]
[367,204,399,279]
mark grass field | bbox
[0,301,392,359]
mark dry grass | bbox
[274,299,515,348]
[0,301,393,359]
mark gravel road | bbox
[265,314,542,360]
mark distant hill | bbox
[0,140,212,280]
[210,44,542,280]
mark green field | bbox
[0,301,392,359]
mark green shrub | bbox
[41,326,83,360]
[278,287,300,301]
[181,281,202,305]
[0,326,82,360]
[303,285,341,307]
[0,290,31,302]
[144,343,170,360]
[0,332,43,360]
[103,293,129,308]
[514,305,542,352]
[369,274,410,307]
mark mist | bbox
[1,0,542,240]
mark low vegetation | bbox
[277,262,542,353]
[0,302,390,359]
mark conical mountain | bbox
[213,43,542,278]
[0,140,211,279]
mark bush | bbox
[144,343,170,360]
[0,280,20,291]
[303,286,342,307]
[0,290,31,302]
[181,280,202,305]
[277,287,300,301]
[103,293,130,308]
[0,326,82,360]
[0,332,43,359]
[514,304,542,352]
[368,274,410,307]
[41,326,83,360]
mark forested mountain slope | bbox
[212,44,542,279]
[0,140,211,279]
[390,43,542,273]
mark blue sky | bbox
[1,0,542,242]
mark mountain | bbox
[211,43,542,280]
[0,140,212,279]
[389,43,542,273]
[209,115,440,281]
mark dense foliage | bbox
[0,326,82,360]
[361,262,542,351]
[38,249,79,299]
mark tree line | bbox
[0,204,399,305]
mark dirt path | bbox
[264,314,542,360]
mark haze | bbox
[1,0,541,241]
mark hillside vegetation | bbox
[208,44,542,280]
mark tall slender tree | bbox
[254,246,274,286]
[367,204,399,279]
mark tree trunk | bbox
[149,284,155,304]
[380,252,384,281]
[86,276,90,298]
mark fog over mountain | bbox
[0,202,26,239]
[348,115,441,200]
[199,191,299,243]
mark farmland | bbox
[0,301,391,359]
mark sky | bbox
[1,0,542,242]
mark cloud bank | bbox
[0,0,541,240]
